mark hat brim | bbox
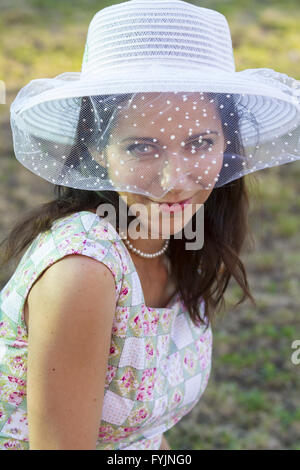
[10,66,300,150]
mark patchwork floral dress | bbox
[0,211,213,450]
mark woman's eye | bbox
[126,138,214,158]
[191,138,214,149]
[127,143,155,157]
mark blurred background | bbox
[0,0,300,449]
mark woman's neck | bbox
[88,207,168,259]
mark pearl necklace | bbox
[120,233,169,258]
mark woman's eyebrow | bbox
[120,131,220,144]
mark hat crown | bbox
[81,0,235,77]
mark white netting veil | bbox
[10,0,300,199]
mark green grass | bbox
[0,0,299,91]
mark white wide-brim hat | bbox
[9,0,300,197]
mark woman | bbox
[0,0,299,450]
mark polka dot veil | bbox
[10,86,300,199]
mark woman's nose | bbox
[160,153,193,190]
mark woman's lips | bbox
[156,197,193,213]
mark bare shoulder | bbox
[32,253,115,292]
[25,254,116,334]
[25,254,117,449]
[25,253,117,361]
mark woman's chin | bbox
[137,213,194,239]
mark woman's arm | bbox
[159,434,172,450]
[26,254,116,450]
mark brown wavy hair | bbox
[0,92,258,328]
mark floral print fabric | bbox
[0,211,213,450]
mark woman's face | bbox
[99,92,226,237]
